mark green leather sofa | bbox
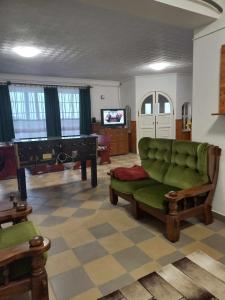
[109,138,221,242]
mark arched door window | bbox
[141,95,153,115]
[158,94,171,114]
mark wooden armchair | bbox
[0,199,50,300]
[97,135,111,165]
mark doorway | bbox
[138,92,174,140]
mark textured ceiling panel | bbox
[0,0,194,81]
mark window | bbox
[58,87,80,136]
[141,95,153,114]
[9,85,47,139]
[158,94,171,114]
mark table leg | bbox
[91,158,97,187]
[81,160,87,181]
[17,168,27,200]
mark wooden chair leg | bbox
[166,215,180,242]
[109,186,118,205]
[203,204,213,225]
[31,256,49,300]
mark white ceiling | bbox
[0,0,218,81]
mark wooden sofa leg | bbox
[133,202,142,219]
[31,256,49,300]
[166,215,180,242]
[203,204,213,225]
[109,186,118,205]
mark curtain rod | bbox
[0,81,92,89]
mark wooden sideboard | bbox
[92,124,129,156]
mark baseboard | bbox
[212,211,225,223]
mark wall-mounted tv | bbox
[101,109,126,127]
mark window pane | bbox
[58,87,80,136]
[9,85,47,139]
[141,95,153,114]
[158,94,171,114]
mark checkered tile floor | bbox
[1,154,225,300]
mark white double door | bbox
[138,92,174,140]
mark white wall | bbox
[120,78,136,120]
[192,8,225,216]
[176,73,192,119]
[0,73,120,122]
[91,85,120,121]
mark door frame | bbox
[137,91,155,144]
[137,91,175,150]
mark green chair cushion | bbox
[134,184,179,211]
[139,137,173,183]
[0,221,39,250]
[163,140,209,189]
[0,221,45,285]
[111,177,159,195]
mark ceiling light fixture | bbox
[12,46,41,58]
[149,62,170,71]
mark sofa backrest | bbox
[163,140,209,189]
[139,137,173,183]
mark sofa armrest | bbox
[165,184,214,202]
[0,204,32,225]
[0,236,50,267]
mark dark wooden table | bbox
[14,135,98,199]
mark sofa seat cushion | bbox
[0,221,44,284]
[134,184,179,211]
[111,177,159,195]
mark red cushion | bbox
[113,165,149,181]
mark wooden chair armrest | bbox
[107,169,114,177]
[0,204,32,224]
[165,184,214,202]
[0,236,50,267]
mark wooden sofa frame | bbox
[0,203,50,300]
[109,145,221,242]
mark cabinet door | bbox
[110,142,118,155]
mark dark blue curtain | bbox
[79,87,91,135]
[44,87,61,137]
[0,85,15,142]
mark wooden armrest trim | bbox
[0,206,32,224]
[107,169,115,177]
[165,184,214,202]
[0,237,50,266]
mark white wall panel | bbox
[192,11,225,216]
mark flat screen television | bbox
[101,109,126,127]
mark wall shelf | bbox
[212,45,225,116]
